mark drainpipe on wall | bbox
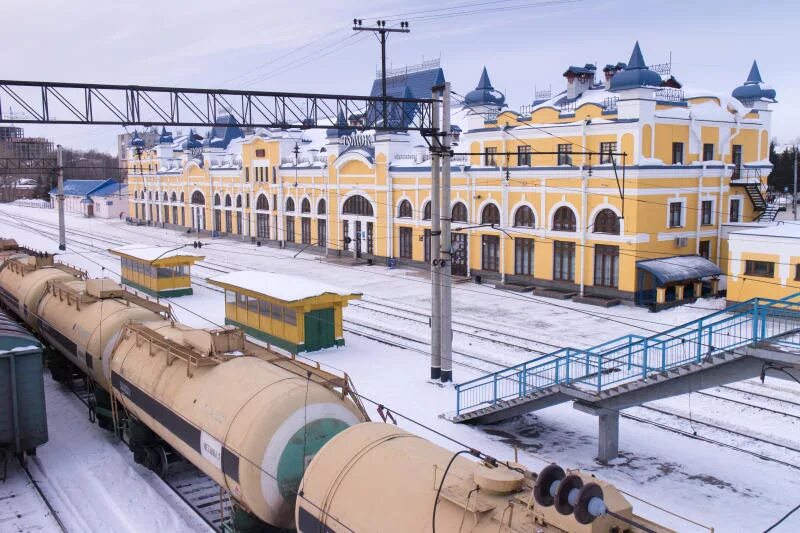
[695,163,705,255]
[579,119,589,297]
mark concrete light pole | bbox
[56,145,66,250]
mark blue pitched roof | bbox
[49,179,120,197]
[367,65,445,129]
[369,67,445,100]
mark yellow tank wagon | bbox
[108,321,367,528]
[298,423,674,533]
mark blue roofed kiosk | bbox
[635,255,721,311]
[109,244,203,298]
[208,271,361,354]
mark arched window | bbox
[134,190,138,200]
[191,191,205,205]
[481,204,500,225]
[256,194,269,210]
[513,206,535,228]
[423,201,431,220]
[398,199,412,218]
[301,198,311,213]
[245,195,250,208]
[236,195,242,208]
[213,193,221,206]
[317,198,326,215]
[285,197,295,211]
[593,208,620,235]
[170,192,177,202]
[162,191,168,201]
[553,206,576,231]
[224,194,232,207]
[342,195,373,216]
[180,192,185,203]
[452,202,467,223]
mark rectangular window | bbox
[729,199,741,223]
[301,218,311,244]
[795,264,800,282]
[732,144,743,169]
[593,244,619,288]
[255,148,266,158]
[270,302,283,321]
[245,167,250,182]
[272,166,276,184]
[485,146,498,166]
[481,235,500,272]
[514,238,534,276]
[343,220,349,251]
[285,216,295,242]
[284,308,296,326]
[672,142,684,164]
[745,260,774,278]
[701,200,713,225]
[557,144,573,166]
[703,143,714,161]
[236,292,247,309]
[699,240,711,259]
[247,296,259,313]
[399,227,413,259]
[669,202,683,228]
[599,142,616,164]
[517,145,531,166]
[317,219,326,248]
[553,241,576,281]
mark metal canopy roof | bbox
[636,255,721,286]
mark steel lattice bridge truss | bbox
[0,80,437,133]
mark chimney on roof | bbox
[602,63,626,90]
[564,64,596,100]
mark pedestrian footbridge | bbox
[453,294,800,462]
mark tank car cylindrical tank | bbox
[0,257,79,328]
[297,423,672,533]
[110,321,366,529]
[36,279,163,391]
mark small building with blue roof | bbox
[49,178,128,219]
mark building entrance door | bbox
[354,221,362,258]
[451,233,468,276]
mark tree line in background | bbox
[768,141,797,193]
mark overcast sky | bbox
[4,0,797,154]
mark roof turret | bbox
[464,67,506,108]
[129,130,145,148]
[182,129,203,150]
[159,126,173,144]
[732,60,777,104]
[326,110,355,138]
[609,42,662,92]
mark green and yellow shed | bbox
[208,270,361,354]
[110,244,203,298]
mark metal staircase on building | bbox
[452,293,800,422]
[731,168,779,221]
[453,294,800,460]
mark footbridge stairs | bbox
[453,295,800,462]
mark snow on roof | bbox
[208,270,361,302]
[109,244,203,262]
[729,223,800,240]
[636,255,721,285]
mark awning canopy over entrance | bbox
[636,255,721,286]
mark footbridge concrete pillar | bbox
[574,402,619,463]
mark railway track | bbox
[720,384,800,409]
[696,390,800,421]
[631,405,800,470]
[16,457,70,532]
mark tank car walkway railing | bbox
[454,293,800,420]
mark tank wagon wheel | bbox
[132,443,170,477]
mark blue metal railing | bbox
[455,294,800,416]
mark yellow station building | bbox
[126,43,777,308]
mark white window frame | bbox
[666,198,687,229]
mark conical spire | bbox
[746,60,762,84]
[476,67,493,90]
[627,41,646,69]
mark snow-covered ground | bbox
[1,203,799,532]
[1,378,211,532]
